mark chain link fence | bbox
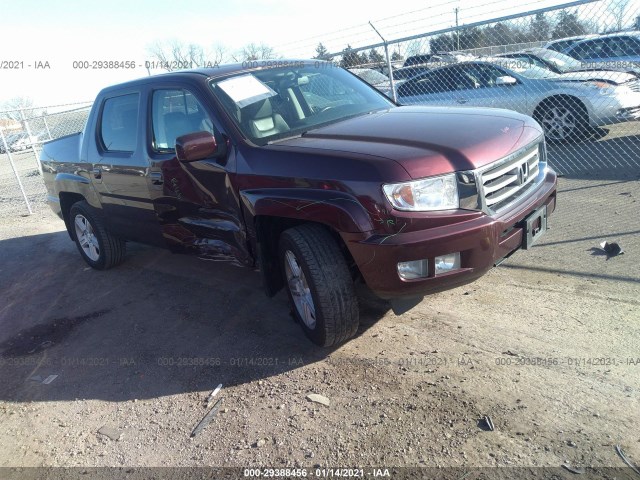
[0,103,92,216]
[299,0,640,178]
[1,0,639,217]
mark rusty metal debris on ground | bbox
[615,445,640,476]
[191,398,223,438]
[481,415,495,431]
[600,241,624,259]
[205,383,222,408]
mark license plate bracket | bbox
[522,205,547,249]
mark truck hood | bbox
[272,106,543,179]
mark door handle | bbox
[92,167,102,179]
[150,172,163,186]
[456,98,468,104]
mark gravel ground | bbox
[0,125,639,479]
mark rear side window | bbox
[100,94,139,152]
[151,89,215,152]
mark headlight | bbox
[585,81,616,96]
[383,174,459,211]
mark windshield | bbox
[210,63,393,145]
[535,49,583,72]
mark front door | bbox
[145,86,250,265]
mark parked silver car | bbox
[544,34,599,53]
[498,47,640,77]
[562,32,640,71]
[396,59,640,141]
[349,68,393,97]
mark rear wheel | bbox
[69,201,126,270]
[535,98,587,142]
[279,224,359,347]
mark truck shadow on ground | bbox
[0,231,391,404]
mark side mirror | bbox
[175,131,225,163]
[495,76,517,86]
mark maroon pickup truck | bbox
[40,60,557,346]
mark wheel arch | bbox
[254,215,359,298]
[533,94,589,121]
[59,192,87,240]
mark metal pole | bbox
[455,8,460,51]
[1,128,33,215]
[369,21,397,103]
[42,113,52,140]
[20,108,43,175]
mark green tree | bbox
[369,49,385,65]
[340,45,361,68]
[314,42,331,60]
[390,51,404,62]
[552,10,587,39]
[430,33,455,53]
[484,23,515,47]
[529,13,551,41]
[458,27,485,50]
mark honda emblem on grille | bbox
[518,163,530,185]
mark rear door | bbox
[89,91,164,245]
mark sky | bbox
[0,0,638,108]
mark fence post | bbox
[1,128,33,215]
[369,21,397,103]
[384,45,397,103]
[20,108,43,175]
[42,113,53,140]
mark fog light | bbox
[397,259,428,280]
[435,252,461,275]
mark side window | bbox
[445,66,480,91]
[569,40,601,60]
[467,64,508,88]
[398,72,448,96]
[620,37,640,56]
[100,94,139,152]
[151,89,215,152]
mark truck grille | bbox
[477,143,543,214]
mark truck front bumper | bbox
[344,170,557,300]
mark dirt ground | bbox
[0,136,639,479]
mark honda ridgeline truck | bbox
[40,60,557,346]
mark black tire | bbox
[69,201,126,270]
[534,98,588,143]
[279,224,359,347]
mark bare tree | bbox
[608,0,631,31]
[0,97,40,125]
[238,43,277,61]
[147,40,228,71]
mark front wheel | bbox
[535,99,587,142]
[279,224,359,347]
[69,201,126,270]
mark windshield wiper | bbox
[267,132,307,145]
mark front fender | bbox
[240,188,375,234]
